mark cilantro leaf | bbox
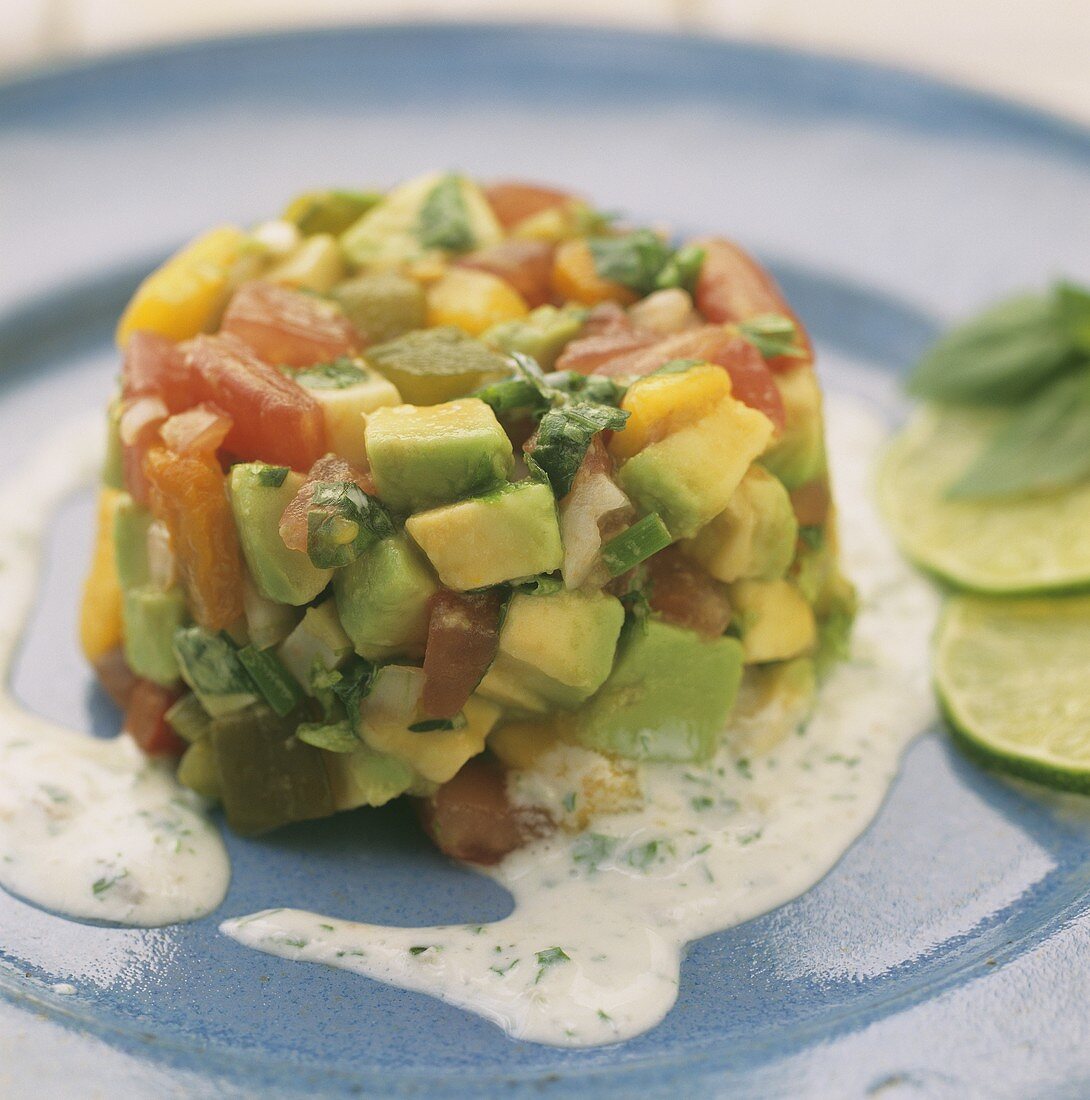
[416,175,475,252]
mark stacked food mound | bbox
[81,173,854,861]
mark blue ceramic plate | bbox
[2,25,1090,1098]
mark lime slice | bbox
[936,594,1090,789]
[878,406,1090,593]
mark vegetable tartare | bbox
[80,173,854,860]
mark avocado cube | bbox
[173,626,259,717]
[332,271,427,344]
[113,494,153,590]
[728,579,817,664]
[761,366,826,490]
[681,465,798,583]
[122,586,187,685]
[229,464,332,606]
[570,620,745,762]
[277,602,354,689]
[617,396,773,539]
[333,534,437,660]
[365,326,512,405]
[283,188,382,236]
[294,359,401,467]
[483,304,587,371]
[177,739,221,800]
[266,233,345,293]
[477,590,625,713]
[406,481,562,591]
[323,743,415,811]
[366,398,513,513]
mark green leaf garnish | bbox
[534,946,571,983]
[256,465,290,488]
[654,244,705,292]
[526,401,630,498]
[306,481,394,569]
[588,230,674,296]
[415,174,475,253]
[296,719,360,753]
[236,645,304,717]
[739,314,806,361]
[600,514,672,577]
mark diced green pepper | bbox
[165,693,213,744]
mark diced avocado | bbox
[482,304,588,371]
[365,326,511,405]
[173,626,258,717]
[229,464,332,605]
[333,534,437,659]
[294,358,401,467]
[177,739,221,800]
[103,400,124,489]
[406,481,563,591]
[113,494,152,590]
[366,398,514,513]
[210,704,334,835]
[277,602,354,689]
[681,466,798,582]
[283,188,382,236]
[570,620,745,762]
[477,590,625,712]
[122,586,187,685]
[617,397,774,539]
[241,568,300,650]
[761,366,826,490]
[332,271,427,344]
[340,172,502,268]
[323,742,415,811]
[359,665,500,783]
[266,233,345,293]
[729,579,817,663]
[165,693,213,744]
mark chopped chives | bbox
[256,465,290,488]
[600,514,672,577]
[237,645,304,717]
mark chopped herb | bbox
[283,938,308,948]
[739,314,807,361]
[237,644,304,717]
[588,230,674,296]
[562,791,577,814]
[319,923,335,932]
[511,573,564,597]
[330,656,377,734]
[306,481,394,569]
[534,946,571,983]
[409,945,433,956]
[527,401,630,498]
[798,525,825,552]
[173,626,255,699]
[598,1009,613,1022]
[408,714,467,733]
[92,870,127,897]
[256,465,290,488]
[600,513,672,577]
[735,757,753,779]
[625,840,671,871]
[738,829,763,846]
[654,244,705,292]
[295,357,369,390]
[416,174,475,253]
[473,375,542,416]
[296,719,359,753]
[572,832,618,871]
[490,958,520,976]
[690,796,714,812]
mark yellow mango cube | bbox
[425,267,528,336]
[610,363,733,462]
[116,225,248,346]
[79,488,125,662]
[551,238,636,307]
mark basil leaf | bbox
[588,230,674,296]
[947,369,1090,499]
[416,175,475,253]
[330,656,377,733]
[306,481,395,568]
[739,314,806,361]
[908,293,1074,403]
[527,402,630,498]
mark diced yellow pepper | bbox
[610,363,733,462]
[551,238,637,307]
[79,488,125,662]
[425,268,528,336]
[115,225,249,347]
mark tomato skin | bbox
[483,181,571,229]
[418,756,550,865]
[693,238,813,370]
[647,547,733,640]
[279,454,376,554]
[122,331,194,412]
[123,679,185,758]
[455,240,555,308]
[144,444,246,631]
[421,590,504,719]
[184,333,326,470]
[221,280,361,368]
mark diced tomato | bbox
[790,478,831,527]
[418,756,551,865]
[421,590,504,719]
[647,547,733,640]
[278,454,376,554]
[93,647,138,710]
[185,333,326,469]
[220,280,362,368]
[483,181,571,229]
[455,240,555,308]
[693,238,813,371]
[123,679,185,758]
[159,402,233,456]
[121,331,195,412]
[144,445,245,631]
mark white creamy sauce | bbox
[0,419,229,927]
[223,394,941,1048]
